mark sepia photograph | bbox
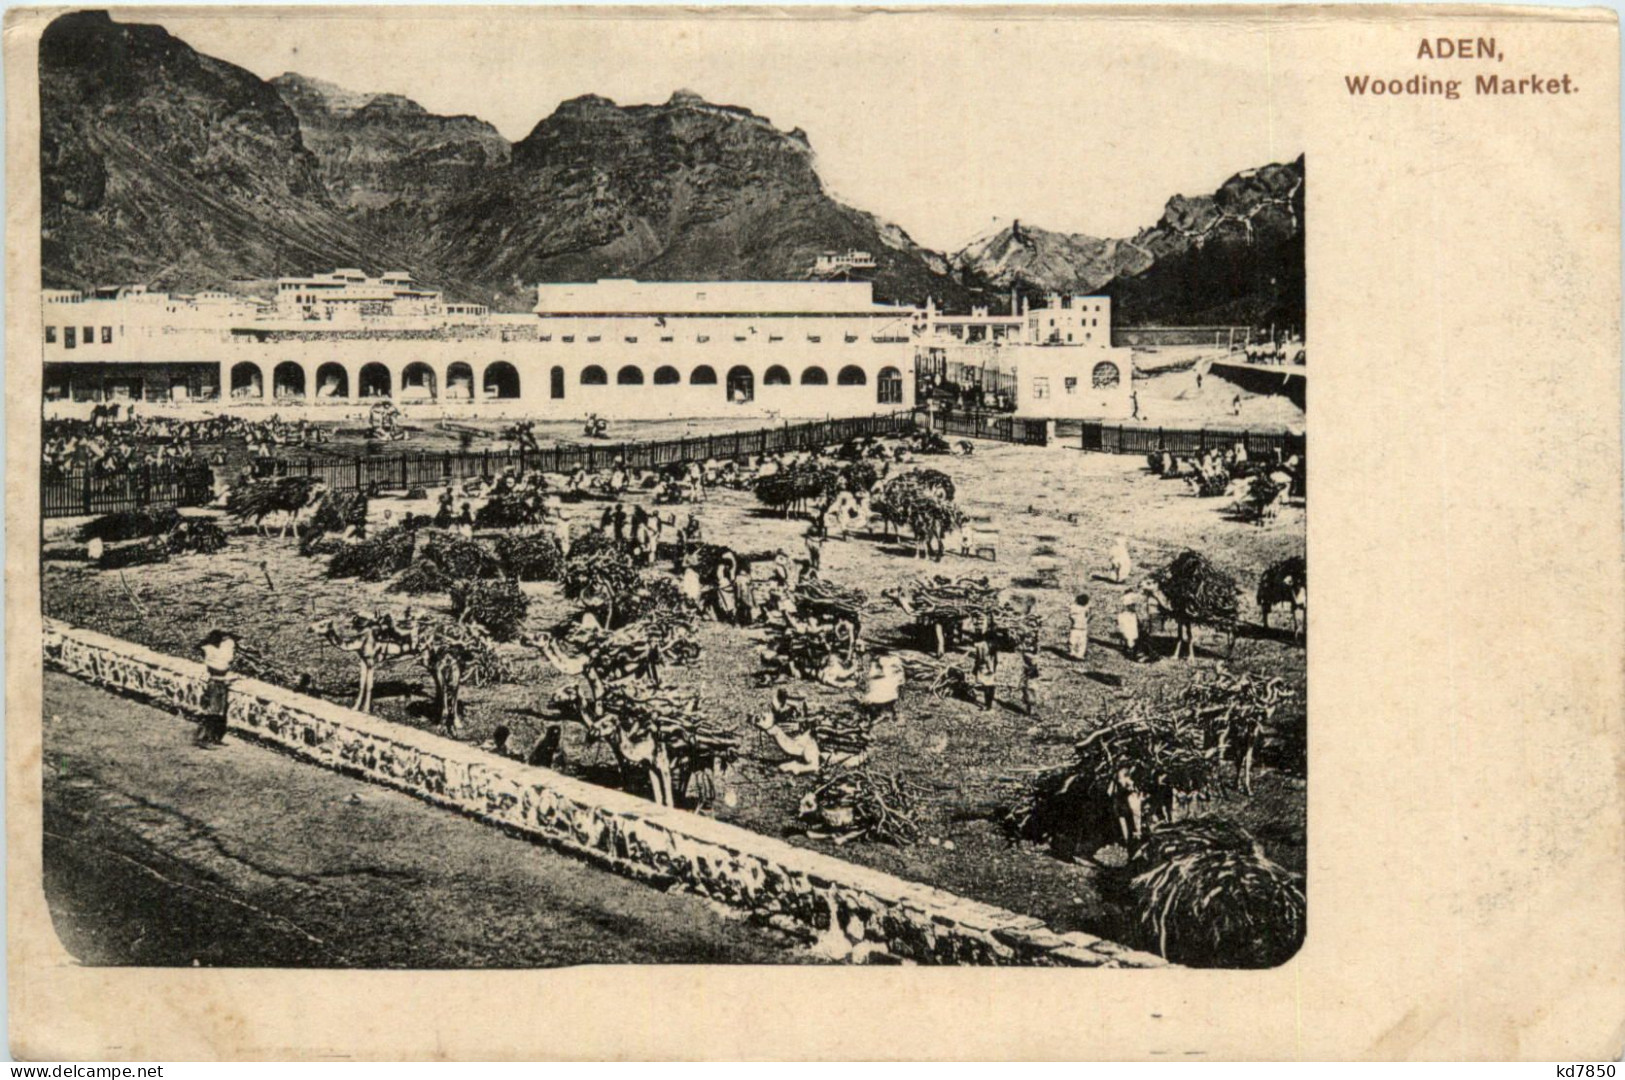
[32,5,1308,972]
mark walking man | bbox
[971,635,998,712]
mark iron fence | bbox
[41,461,215,518]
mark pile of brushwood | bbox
[793,577,869,630]
[755,620,852,684]
[562,532,642,628]
[596,683,740,808]
[450,579,530,642]
[887,574,1038,655]
[493,533,564,582]
[792,768,921,846]
[301,490,368,548]
[226,475,325,533]
[78,508,228,561]
[871,469,956,535]
[1153,550,1240,637]
[1123,819,1305,968]
[167,518,228,555]
[475,487,550,530]
[1241,472,1285,523]
[1180,664,1303,784]
[753,460,839,517]
[1004,698,1218,861]
[79,508,181,544]
[327,527,416,581]
[421,532,504,580]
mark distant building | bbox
[812,249,877,277]
[273,269,450,322]
[917,292,1132,419]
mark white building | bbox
[918,292,1133,419]
[41,276,917,421]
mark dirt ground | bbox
[42,440,1306,946]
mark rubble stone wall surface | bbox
[42,618,1163,968]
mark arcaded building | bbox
[41,276,919,421]
[40,274,1132,422]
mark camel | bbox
[1256,556,1307,643]
[314,613,418,714]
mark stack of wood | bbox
[795,768,921,847]
[794,577,869,624]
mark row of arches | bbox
[227,360,906,406]
[578,363,893,389]
[232,361,522,402]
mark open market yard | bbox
[43,439,1305,952]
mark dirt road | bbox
[41,670,814,968]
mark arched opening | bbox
[272,361,306,400]
[358,362,392,399]
[689,365,718,386]
[838,364,868,387]
[550,366,565,400]
[653,365,681,386]
[230,362,264,399]
[616,365,645,386]
[580,365,608,386]
[401,361,438,401]
[878,365,904,405]
[1091,361,1121,389]
[484,361,521,400]
[446,362,475,401]
[799,366,829,386]
[726,365,755,403]
[315,362,348,400]
[764,365,791,386]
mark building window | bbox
[837,365,867,386]
[1065,377,1078,394]
[769,335,783,343]
[540,335,553,342]
[689,365,718,386]
[45,326,56,344]
[660,335,674,343]
[878,366,904,405]
[64,326,76,349]
[800,366,828,386]
[581,365,608,386]
[587,335,601,343]
[697,335,710,344]
[1091,362,1120,389]
[102,326,113,344]
[625,336,638,344]
[1032,377,1050,400]
[807,335,821,344]
[844,334,858,343]
[764,365,791,386]
[616,365,645,385]
[83,326,95,344]
[562,335,575,343]
[653,365,681,385]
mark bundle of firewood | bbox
[795,768,921,847]
[794,577,869,622]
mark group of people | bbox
[41,412,333,479]
[1240,334,1307,367]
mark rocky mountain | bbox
[954,157,1305,328]
[406,90,976,311]
[39,11,404,292]
[40,10,1301,325]
[270,73,511,246]
[40,12,981,309]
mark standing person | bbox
[1068,593,1092,660]
[1117,591,1145,662]
[1018,634,1041,718]
[1130,389,1140,420]
[194,629,238,747]
[804,524,824,577]
[971,634,998,712]
[1111,537,1134,584]
[1232,393,1243,417]
[611,501,628,546]
[862,648,904,724]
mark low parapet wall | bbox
[42,619,1162,968]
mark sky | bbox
[151,8,1306,253]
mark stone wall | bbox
[42,619,1163,968]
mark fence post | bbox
[400,454,409,490]
[82,469,93,516]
